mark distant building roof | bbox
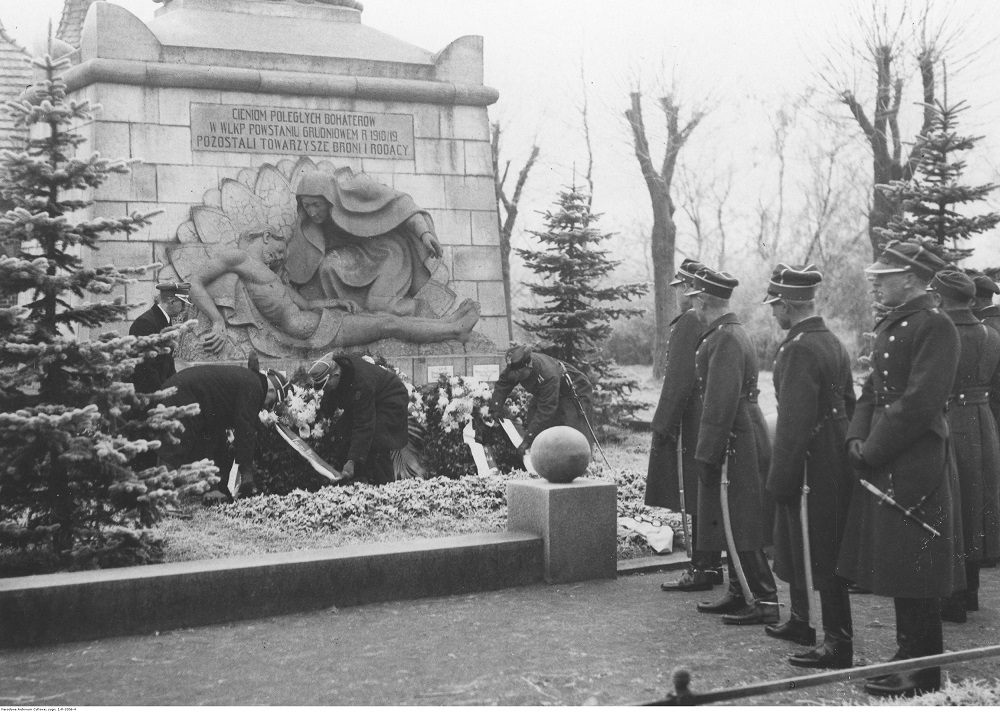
[0,18,31,151]
[57,0,98,49]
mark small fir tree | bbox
[875,99,1000,262]
[516,184,648,426]
[0,51,215,575]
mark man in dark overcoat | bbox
[129,282,190,394]
[762,264,856,670]
[931,270,1000,623]
[159,364,289,499]
[838,240,963,698]
[646,259,723,592]
[688,268,778,626]
[489,345,595,452]
[309,353,410,486]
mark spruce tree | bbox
[0,52,214,574]
[875,99,999,261]
[516,184,648,425]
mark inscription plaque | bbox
[190,104,415,159]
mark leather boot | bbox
[865,598,942,696]
[660,567,716,592]
[863,668,941,698]
[697,585,745,614]
[766,618,815,645]
[766,584,815,645]
[965,561,980,612]
[789,583,853,669]
[940,590,966,623]
[722,599,779,625]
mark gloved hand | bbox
[517,441,530,456]
[341,459,356,480]
[847,439,867,469]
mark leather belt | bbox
[951,386,990,407]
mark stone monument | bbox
[65,0,508,382]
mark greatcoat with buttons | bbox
[945,308,1000,563]
[645,309,704,510]
[837,293,964,598]
[693,313,773,551]
[767,316,856,590]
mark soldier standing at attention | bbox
[763,264,856,670]
[688,268,779,626]
[129,282,190,394]
[930,270,1000,624]
[647,259,724,592]
[838,240,963,698]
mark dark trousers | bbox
[690,515,722,570]
[727,549,778,601]
[789,576,852,639]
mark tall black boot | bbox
[789,578,852,669]
[765,583,815,645]
[965,560,980,612]
[864,598,941,698]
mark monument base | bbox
[507,479,617,584]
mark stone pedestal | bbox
[507,479,617,584]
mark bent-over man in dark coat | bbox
[838,240,963,698]
[763,264,856,670]
[489,345,595,453]
[688,268,778,626]
[129,282,190,394]
[159,364,288,499]
[309,353,410,486]
[931,270,1000,624]
[646,259,723,592]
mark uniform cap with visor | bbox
[684,267,739,299]
[155,281,192,305]
[670,258,706,286]
[864,240,950,281]
[763,263,823,304]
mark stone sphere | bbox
[531,426,592,483]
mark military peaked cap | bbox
[973,274,1000,298]
[308,352,337,390]
[763,263,823,304]
[685,267,739,299]
[670,258,706,286]
[505,343,532,370]
[156,281,192,304]
[930,270,976,302]
[266,369,290,404]
[865,239,950,280]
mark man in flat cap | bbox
[159,363,289,500]
[308,353,409,485]
[130,282,191,394]
[687,268,779,626]
[837,239,962,697]
[763,264,856,669]
[489,345,595,454]
[930,270,1000,625]
[646,259,724,592]
[972,272,1000,334]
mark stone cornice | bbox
[63,58,499,106]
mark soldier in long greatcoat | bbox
[646,259,723,592]
[129,282,190,394]
[931,271,1000,623]
[762,264,856,670]
[687,268,778,626]
[838,240,963,698]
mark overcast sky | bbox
[4,0,1000,268]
